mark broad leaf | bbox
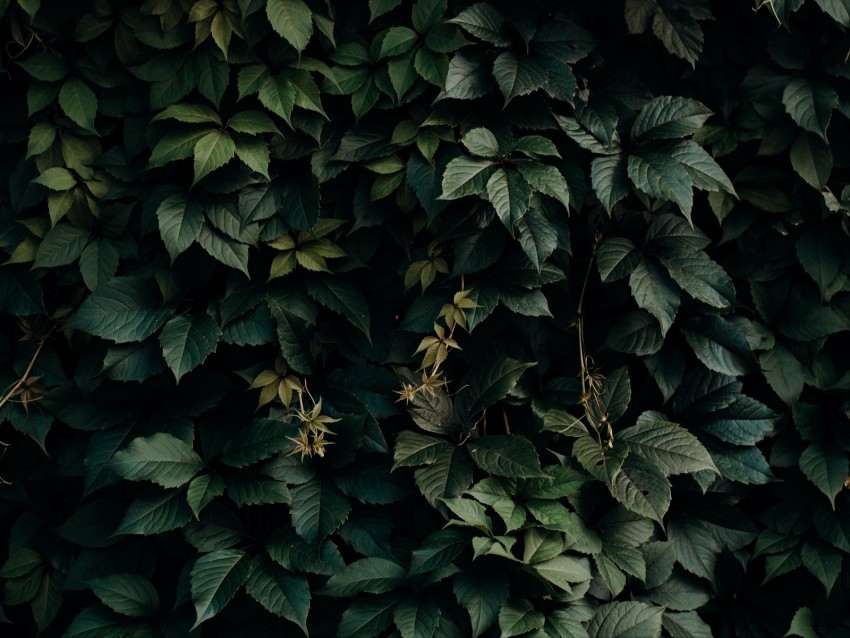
[618,417,718,476]
[453,567,509,638]
[190,549,250,629]
[799,442,849,507]
[267,0,313,52]
[782,78,837,140]
[87,574,159,618]
[159,314,221,382]
[467,436,544,478]
[631,97,712,142]
[111,433,204,488]
[587,601,664,638]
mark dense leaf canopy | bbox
[1,0,849,636]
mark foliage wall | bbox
[1,0,850,636]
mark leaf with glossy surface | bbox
[440,156,495,199]
[486,168,531,228]
[631,96,712,142]
[618,417,718,476]
[193,130,235,185]
[492,52,548,104]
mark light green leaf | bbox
[321,557,406,597]
[193,130,236,185]
[27,121,56,157]
[461,127,500,158]
[245,556,310,634]
[587,601,664,638]
[59,77,98,132]
[631,96,712,142]
[499,600,544,637]
[440,156,496,199]
[111,433,203,488]
[233,136,271,178]
[266,0,313,52]
[87,573,159,618]
[533,555,593,591]
[492,52,548,104]
[259,74,296,125]
[467,436,543,478]
[32,166,77,191]
[515,161,571,209]
[159,313,221,382]
[67,276,169,343]
[782,78,837,140]
[629,259,680,336]
[190,549,250,629]
[453,567,509,638]
[486,168,531,228]
[799,441,849,507]
[618,417,718,476]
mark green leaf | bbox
[245,556,310,634]
[111,433,204,488]
[266,0,313,52]
[457,358,535,420]
[516,208,558,271]
[393,431,450,470]
[234,137,271,178]
[290,479,350,544]
[159,314,221,382]
[681,316,755,377]
[597,237,641,283]
[662,611,713,638]
[618,417,718,476]
[27,121,56,157]
[62,606,146,638]
[610,456,671,524]
[461,127,500,158]
[796,226,842,298]
[533,555,593,591]
[591,155,631,214]
[782,78,837,140]
[33,223,90,268]
[379,26,419,59]
[467,436,543,478]
[80,239,120,292]
[627,152,693,219]
[321,557,406,597]
[573,435,629,487]
[499,600,545,637]
[393,596,440,638]
[221,419,290,468]
[606,310,664,356]
[337,593,401,638]
[486,168,531,228]
[87,573,159,618]
[587,601,663,638]
[631,96,712,142]
[801,540,842,594]
[440,156,496,199]
[515,161,571,209]
[759,345,806,404]
[18,53,68,81]
[113,489,193,536]
[32,166,77,190]
[657,250,735,309]
[449,3,510,46]
[198,226,250,276]
[227,110,280,135]
[414,446,474,507]
[59,77,97,132]
[651,5,703,67]
[799,441,849,507]
[629,259,680,336]
[187,474,226,518]
[785,607,819,638]
[305,275,371,340]
[814,0,850,25]
[190,549,250,629]
[68,276,169,343]
[453,567,509,638]
[492,52,548,104]
[149,129,213,167]
[193,130,236,185]
[153,102,221,125]
[669,140,736,195]
[156,194,203,261]
[370,0,403,21]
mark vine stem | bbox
[0,333,49,412]
[576,234,601,408]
